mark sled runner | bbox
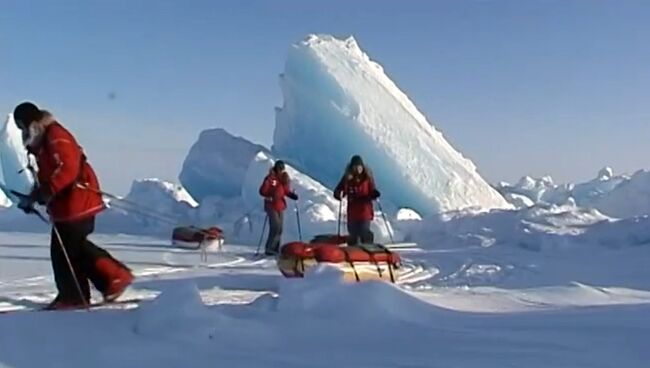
[277,241,402,283]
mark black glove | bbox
[333,191,342,201]
[15,190,39,214]
[287,192,298,201]
[16,197,35,214]
[371,189,381,199]
[34,185,51,205]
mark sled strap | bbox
[361,244,383,279]
[343,248,360,282]
[294,256,305,278]
[377,244,396,283]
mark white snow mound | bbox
[134,282,220,342]
[276,264,437,322]
[396,208,422,221]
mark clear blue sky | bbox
[1,0,648,194]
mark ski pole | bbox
[375,199,395,245]
[337,200,342,237]
[10,190,89,307]
[294,202,302,242]
[30,208,89,310]
[255,215,268,256]
[9,188,90,306]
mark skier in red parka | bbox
[334,155,380,245]
[13,102,134,310]
[259,160,298,255]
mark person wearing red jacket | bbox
[334,155,380,245]
[13,102,134,310]
[259,160,298,256]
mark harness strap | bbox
[293,256,305,278]
[374,243,396,283]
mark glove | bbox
[371,189,381,199]
[35,185,51,205]
[16,196,36,214]
[333,191,342,201]
[15,188,42,214]
[287,192,298,201]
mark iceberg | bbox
[0,114,35,202]
[98,179,198,235]
[126,179,198,210]
[179,128,269,201]
[273,34,511,216]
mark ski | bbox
[251,253,277,262]
[0,297,144,314]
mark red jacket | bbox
[335,173,377,222]
[259,170,292,212]
[34,121,105,223]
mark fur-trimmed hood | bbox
[24,110,58,149]
[341,162,374,183]
[268,167,290,184]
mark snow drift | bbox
[179,128,270,201]
[274,264,438,323]
[273,34,511,216]
[134,282,222,342]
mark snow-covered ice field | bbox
[1,231,648,368]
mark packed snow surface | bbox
[179,128,270,201]
[273,34,511,216]
[0,233,649,368]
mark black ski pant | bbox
[347,220,373,246]
[264,209,284,254]
[51,217,115,303]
